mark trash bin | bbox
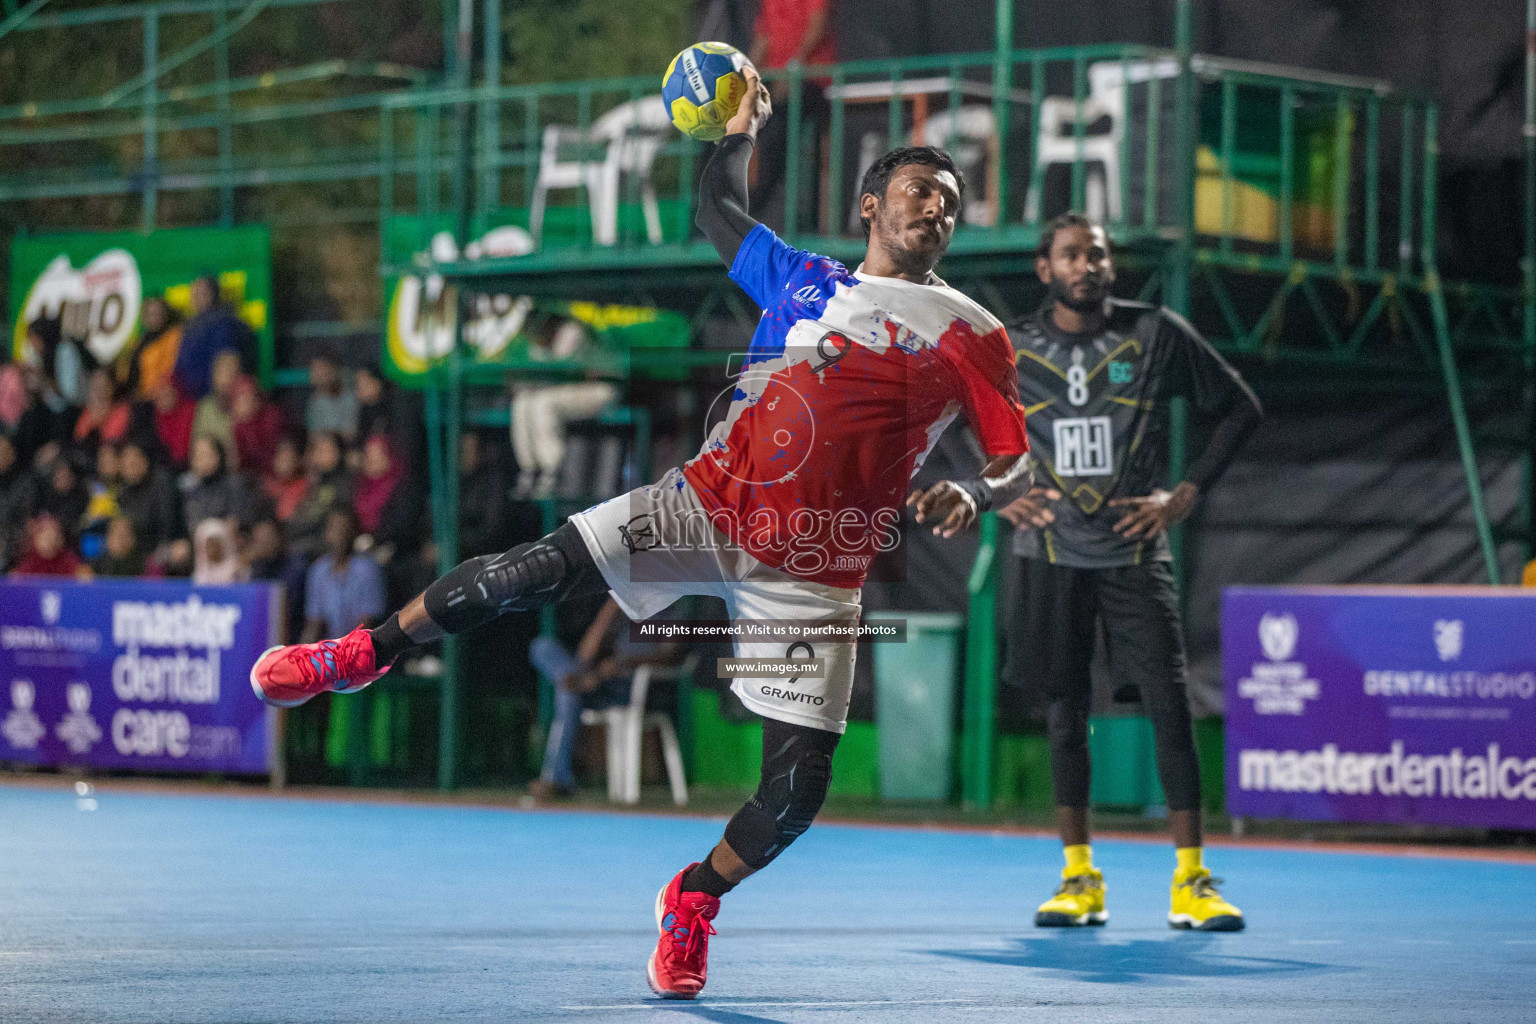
[873,612,963,801]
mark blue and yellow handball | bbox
[662,42,751,142]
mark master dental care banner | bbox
[0,578,280,774]
[1224,586,1536,830]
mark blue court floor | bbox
[2,784,1533,1024]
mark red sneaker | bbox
[249,627,391,708]
[646,865,720,1000]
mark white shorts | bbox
[570,469,861,734]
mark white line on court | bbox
[559,999,980,1010]
[1289,939,1342,944]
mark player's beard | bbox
[873,202,949,278]
[1047,274,1108,314]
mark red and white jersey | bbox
[682,225,1028,588]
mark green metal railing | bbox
[1,2,1518,795]
[378,46,1442,285]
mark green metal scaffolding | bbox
[0,0,1525,798]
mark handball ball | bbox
[663,42,750,142]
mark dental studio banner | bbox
[1224,587,1536,830]
[0,578,280,775]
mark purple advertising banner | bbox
[0,578,280,774]
[1224,586,1536,830]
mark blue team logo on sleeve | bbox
[735,231,849,369]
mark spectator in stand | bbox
[302,506,385,642]
[0,434,38,569]
[528,598,683,801]
[353,434,414,563]
[134,296,183,401]
[73,367,132,457]
[287,431,351,561]
[93,516,148,578]
[151,377,196,471]
[19,317,61,387]
[456,430,505,558]
[1,362,63,466]
[748,0,836,231]
[23,314,86,408]
[12,514,90,580]
[117,437,189,571]
[80,443,123,560]
[262,434,308,523]
[230,374,286,476]
[37,451,89,547]
[192,350,241,466]
[306,352,358,441]
[174,274,253,400]
[193,518,246,585]
[241,517,285,582]
[182,435,249,529]
[354,365,392,441]
[509,316,616,498]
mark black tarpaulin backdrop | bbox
[704,0,1526,280]
[870,380,1525,720]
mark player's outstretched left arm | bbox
[907,454,1057,539]
[695,65,773,267]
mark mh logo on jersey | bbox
[792,285,822,306]
[1053,416,1113,476]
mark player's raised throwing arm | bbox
[696,66,773,266]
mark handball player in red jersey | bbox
[250,66,1041,999]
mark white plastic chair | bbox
[529,96,671,248]
[580,652,698,806]
[1027,60,1174,223]
[917,105,999,227]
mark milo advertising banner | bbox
[8,225,272,380]
[380,216,691,386]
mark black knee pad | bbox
[724,728,836,869]
[423,524,597,634]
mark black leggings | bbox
[420,525,842,862]
[1012,558,1202,813]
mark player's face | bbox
[1038,224,1115,313]
[868,164,961,270]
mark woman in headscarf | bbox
[1,363,62,466]
[288,431,351,557]
[37,452,89,545]
[231,373,286,476]
[353,433,419,563]
[0,433,38,569]
[12,513,89,579]
[182,435,248,529]
[192,517,246,585]
[93,515,147,578]
[134,296,183,401]
[261,434,308,523]
[151,377,197,471]
[74,367,132,456]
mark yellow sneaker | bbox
[1034,869,1107,927]
[1168,869,1245,931]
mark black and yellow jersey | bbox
[1007,299,1251,568]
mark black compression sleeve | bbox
[696,134,759,266]
[1185,391,1262,490]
